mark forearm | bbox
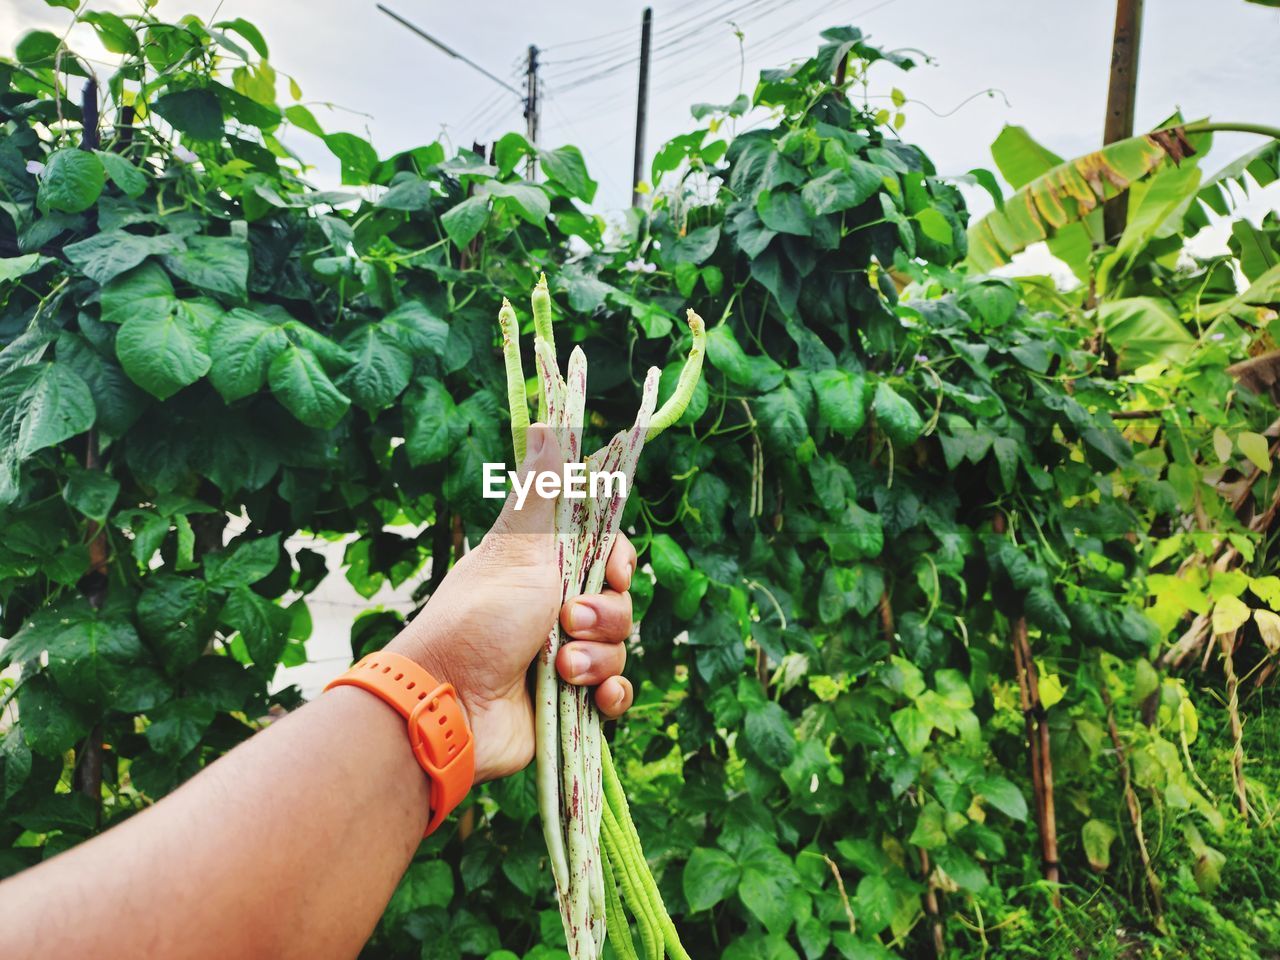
[0,685,429,960]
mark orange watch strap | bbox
[324,651,474,836]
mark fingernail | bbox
[526,424,546,459]
[569,601,597,632]
[566,650,590,680]
[610,683,627,709]
[626,560,635,589]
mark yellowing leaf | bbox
[1212,595,1250,635]
[1035,661,1066,709]
[1254,609,1280,655]
[1082,818,1117,871]
[1177,695,1199,743]
[1213,427,1233,463]
[288,75,302,101]
[1249,575,1280,608]
[1238,430,1271,473]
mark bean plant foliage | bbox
[2,5,1278,959]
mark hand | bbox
[385,423,637,784]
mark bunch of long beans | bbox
[497,277,704,960]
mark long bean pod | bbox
[497,285,704,959]
[601,848,641,960]
[496,298,529,463]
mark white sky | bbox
[5,0,1279,222]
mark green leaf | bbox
[908,803,947,849]
[801,162,884,215]
[145,698,215,758]
[338,326,412,410]
[649,534,692,586]
[441,196,490,247]
[375,178,433,211]
[268,345,350,429]
[669,225,721,265]
[0,253,54,286]
[738,840,800,935]
[915,207,953,244]
[1098,297,1194,371]
[890,705,931,755]
[82,11,138,54]
[387,861,455,923]
[100,262,178,326]
[757,189,811,236]
[872,382,923,445]
[63,468,119,521]
[1082,818,1117,871]
[404,377,459,465]
[705,324,784,390]
[324,132,379,184]
[56,331,147,436]
[18,676,88,755]
[209,308,290,402]
[37,149,105,214]
[0,362,95,460]
[116,303,212,399]
[539,145,597,202]
[380,302,450,357]
[151,88,225,141]
[95,150,147,198]
[1025,586,1071,635]
[486,182,550,226]
[64,230,185,285]
[204,534,280,589]
[813,368,871,435]
[16,30,61,64]
[757,385,809,452]
[975,775,1028,820]
[854,874,897,936]
[222,585,290,666]
[136,575,210,674]
[934,846,988,893]
[968,129,1177,271]
[213,17,270,58]
[743,699,796,767]
[163,234,250,301]
[683,847,741,912]
[990,124,1063,189]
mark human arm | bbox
[0,424,634,959]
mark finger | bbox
[605,532,637,592]
[594,675,634,719]
[558,640,627,686]
[561,589,633,642]
[495,423,562,535]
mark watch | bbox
[325,651,475,836]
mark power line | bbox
[543,0,776,83]
[542,0,739,68]
[549,0,792,92]
[376,3,525,99]
[539,0,721,52]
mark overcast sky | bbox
[6,0,1279,221]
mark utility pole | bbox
[524,44,540,178]
[1101,0,1144,241]
[631,7,653,207]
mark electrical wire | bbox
[541,0,737,68]
[544,0,786,88]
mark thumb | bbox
[496,422,563,536]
